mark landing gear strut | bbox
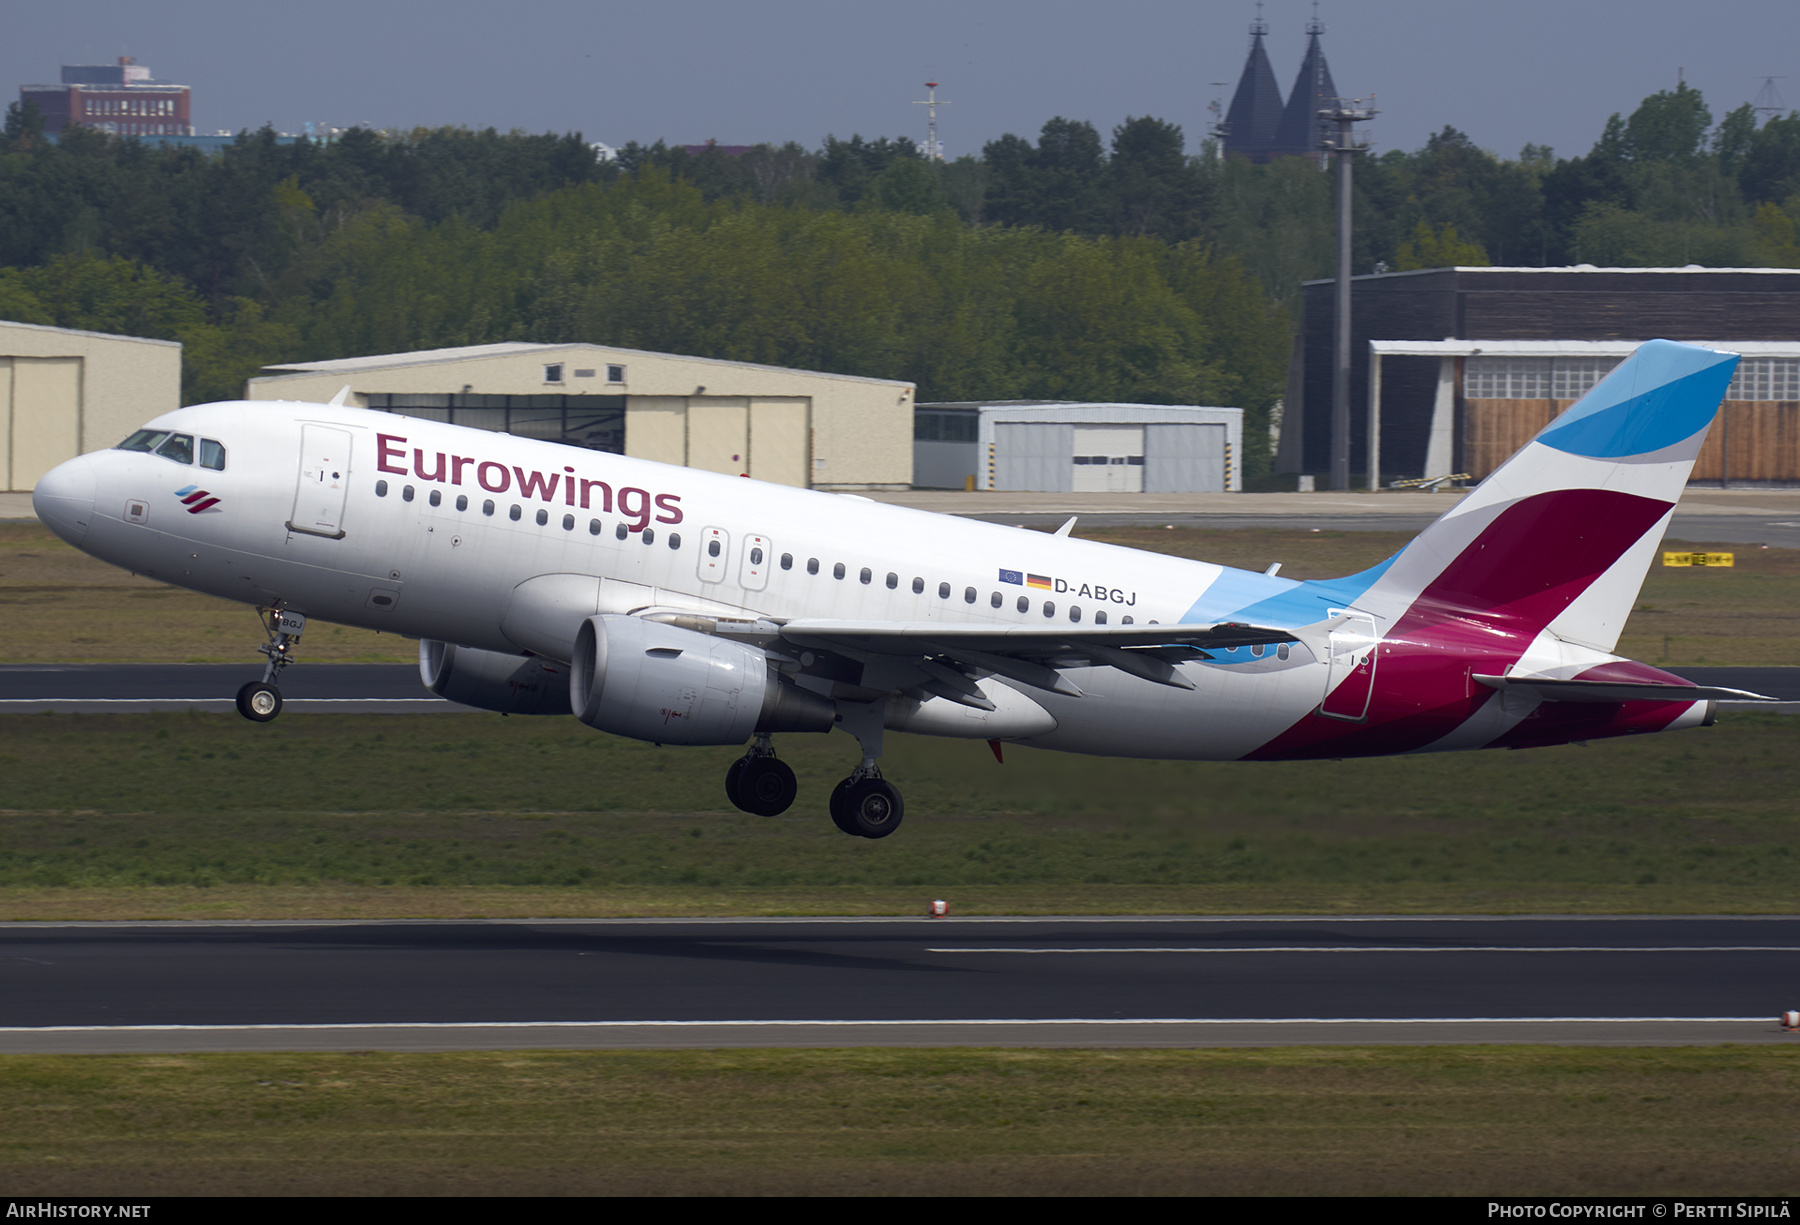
[236,607,306,723]
[725,734,798,816]
[828,701,904,839]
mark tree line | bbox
[1,80,1797,482]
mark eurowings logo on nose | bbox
[174,485,221,514]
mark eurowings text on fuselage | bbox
[30,340,1770,838]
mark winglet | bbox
[1054,516,1077,538]
[328,385,352,407]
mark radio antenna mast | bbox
[913,81,949,160]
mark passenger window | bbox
[403,485,415,502]
[510,505,522,521]
[938,582,950,599]
[1095,610,1107,625]
[116,430,169,453]
[669,533,681,549]
[834,563,846,580]
[376,480,388,497]
[1277,643,1291,660]
[1043,601,1055,618]
[642,527,653,543]
[455,494,468,511]
[708,540,721,557]
[535,509,548,526]
[199,439,226,470]
[483,500,495,516]
[155,433,194,464]
[1017,596,1029,613]
[990,591,1002,608]
[859,567,872,585]
[964,587,976,603]
[807,558,819,575]
[429,490,442,507]
[886,572,898,589]
[912,577,924,595]
[589,519,602,535]
[615,523,628,540]
[1069,606,1081,622]
[564,514,576,531]
[751,547,764,565]
[1122,616,1134,625]
[781,553,793,570]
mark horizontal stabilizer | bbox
[1473,675,1774,704]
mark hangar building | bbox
[916,401,1244,492]
[250,342,916,490]
[1284,266,1800,486]
[0,320,183,492]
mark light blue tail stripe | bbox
[1537,340,1737,460]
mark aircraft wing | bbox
[777,617,1317,697]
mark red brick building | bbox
[20,56,191,137]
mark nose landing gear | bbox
[235,607,305,723]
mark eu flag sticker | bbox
[999,569,1023,585]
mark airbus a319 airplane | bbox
[31,340,1771,838]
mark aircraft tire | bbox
[840,778,904,840]
[828,778,857,834]
[738,757,797,816]
[724,758,748,811]
[235,681,282,723]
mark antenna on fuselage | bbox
[328,385,352,407]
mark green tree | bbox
[1394,220,1490,269]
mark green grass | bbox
[1,711,1796,916]
[3,1047,1795,1195]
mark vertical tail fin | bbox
[1362,340,1739,651]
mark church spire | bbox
[1271,6,1339,162]
[1220,4,1285,162]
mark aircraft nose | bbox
[32,453,97,547]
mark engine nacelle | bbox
[419,640,572,715]
[569,614,834,745]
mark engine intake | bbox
[570,614,833,745]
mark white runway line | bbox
[0,1016,1773,1034]
[927,945,1800,954]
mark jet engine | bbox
[419,640,572,715]
[569,614,834,745]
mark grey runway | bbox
[2,917,1796,1052]
[0,662,462,713]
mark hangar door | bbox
[993,422,1073,492]
[1144,423,1226,493]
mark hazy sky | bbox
[9,0,1798,162]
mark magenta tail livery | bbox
[31,340,1773,837]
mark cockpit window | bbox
[117,430,170,453]
[199,439,226,470]
[154,434,195,464]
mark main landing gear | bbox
[725,734,799,816]
[721,703,906,839]
[235,607,306,723]
[826,700,903,839]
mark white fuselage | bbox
[39,398,1710,763]
[51,400,1341,759]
